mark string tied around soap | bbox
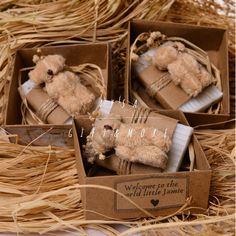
[130,31,222,112]
[116,106,151,174]
[36,98,58,123]
[18,58,107,124]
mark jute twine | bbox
[36,98,58,123]
[147,72,171,97]
[117,106,151,175]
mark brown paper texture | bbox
[110,101,178,138]
[5,125,73,146]
[26,87,70,124]
[138,65,190,110]
[115,176,188,210]
[96,155,162,175]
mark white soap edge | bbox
[165,124,193,172]
[98,100,193,172]
[21,79,37,96]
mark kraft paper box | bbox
[5,43,112,125]
[2,125,73,146]
[183,112,231,127]
[73,104,211,220]
[125,20,230,124]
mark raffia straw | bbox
[119,214,235,236]
[0,122,235,235]
[70,63,107,99]
[0,0,235,235]
[188,142,195,172]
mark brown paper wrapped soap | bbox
[19,86,71,124]
[82,100,193,174]
[84,114,172,170]
[18,54,106,124]
[131,31,223,112]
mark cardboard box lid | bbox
[3,124,73,146]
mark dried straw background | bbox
[0,0,235,235]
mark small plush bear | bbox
[84,115,171,169]
[153,41,214,97]
[28,54,95,116]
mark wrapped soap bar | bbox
[18,80,72,124]
[83,100,193,173]
[95,155,162,175]
[137,63,189,110]
[85,118,171,170]
[131,32,223,112]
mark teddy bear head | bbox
[152,41,185,70]
[84,114,122,163]
[28,54,66,85]
[92,115,122,153]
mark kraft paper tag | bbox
[25,87,70,124]
[115,176,189,210]
[138,65,190,110]
[110,101,178,138]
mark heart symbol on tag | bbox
[151,199,159,207]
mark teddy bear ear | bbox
[32,55,40,64]
[57,55,66,65]
[32,55,46,64]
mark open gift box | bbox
[73,101,211,220]
[5,43,112,125]
[125,20,230,125]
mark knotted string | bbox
[36,98,58,123]
[146,72,172,97]
[117,107,151,175]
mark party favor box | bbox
[73,102,211,220]
[125,20,229,124]
[6,43,112,125]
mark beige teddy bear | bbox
[153,41,215,97]
[84,115,171,170]
[28,54,95,116]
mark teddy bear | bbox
[83,114,171,170]
[152,41,215,97]
[28,54,95,116]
